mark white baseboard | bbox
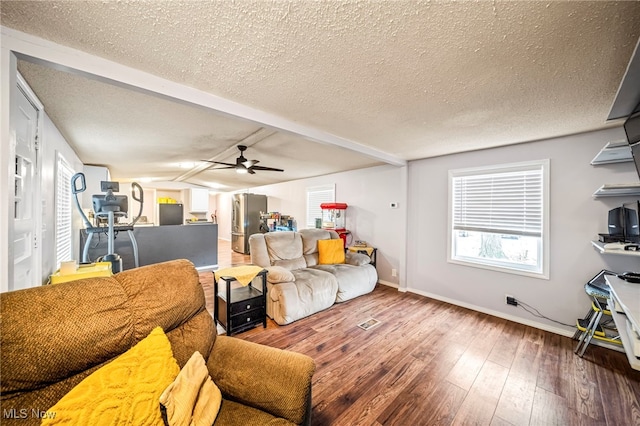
[377,279,398,288]
[403,286,575,338]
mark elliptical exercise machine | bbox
[71,173,144,274]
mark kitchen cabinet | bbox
[186,188,209,213]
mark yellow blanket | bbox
[214,265,264,286]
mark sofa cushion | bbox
[317,239,346,264]
[299,228,340,267]
[267,269,338,325]
[41,327,180,426]
[261,232,307,270]
[312,263,378,303]
[114,259,205,342]
[1,276,135,397]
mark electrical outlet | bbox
[391,269,397,277]
[505,295,518,306]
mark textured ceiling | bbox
[2,1,640,190]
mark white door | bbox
[11,85,40,291]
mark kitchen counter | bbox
[80,223,218,271]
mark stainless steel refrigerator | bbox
[232,193,267,254]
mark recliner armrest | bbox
[266,265,295,284]
[206,336,315,424]
[345,251,371,266]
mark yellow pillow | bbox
[159,351,222,426]
[318,239,345,265]
[42,327,180,426]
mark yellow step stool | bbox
[50,262,112,284]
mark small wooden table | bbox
[213,268,267,336]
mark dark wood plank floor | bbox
[203,242,640,425]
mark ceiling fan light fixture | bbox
[236,167,248,174]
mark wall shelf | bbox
[592,183,640,198]
[591,141,633,165]
[591,240,640,257]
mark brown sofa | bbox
[0,259,315,425]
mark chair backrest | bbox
[299,229,340,267]
[249,229,340,270]
[0,259,214,416]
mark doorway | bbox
[10,78,42,291]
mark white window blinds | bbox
[306,185,335,228]
[452,164,544,237]
[56,153,74,267]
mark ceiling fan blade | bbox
[248,168,256,174]
[209,166,236,170]
[201,160,237,167]
[242,159,259,168]
[250,165,284,172]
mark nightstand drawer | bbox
[229,295,265,315]
[230,307,265,328]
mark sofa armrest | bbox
[266,265,295,284]
[345,251,371,266]
[207,335,315,424]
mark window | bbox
[56,153,75,268]
[448,160,549,278]
[306,184,335,228]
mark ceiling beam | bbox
[1,26,407,167]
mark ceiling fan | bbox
[202,145,284,174]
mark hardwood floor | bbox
[216,238,251,268]
[202,244,640,425]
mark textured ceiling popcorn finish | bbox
[2,1,640,189]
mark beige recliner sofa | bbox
[249,229,378,325]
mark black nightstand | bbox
[213,268,267,336]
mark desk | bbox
[606,276,640,370]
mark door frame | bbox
[1,47,44,291]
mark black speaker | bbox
[608,207,625,237]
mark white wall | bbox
[216,192,233,241]
[40,114,83,282]
[241,165,407,285]
[406,127,640,335]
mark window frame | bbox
[447,159,550,279]
[306,184,335,228]
[55,152,75,269]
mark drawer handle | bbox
[246,304,251,309]
[246,317,251,322]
